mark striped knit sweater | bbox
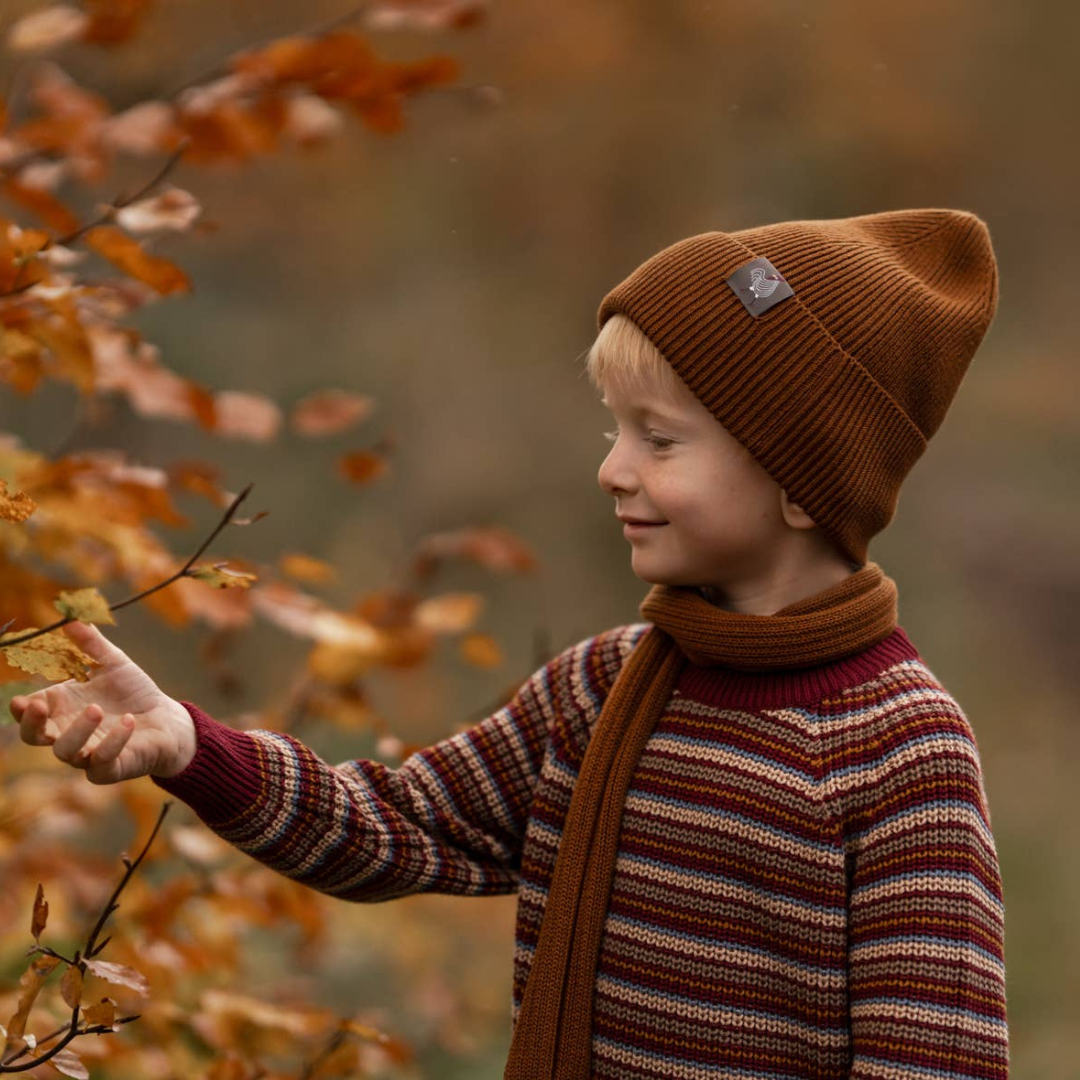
[155,622,1008,1079]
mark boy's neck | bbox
[697,549,861,616]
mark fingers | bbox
[52,703,104,762]
[18,695,57,747]
[85,714,135,785]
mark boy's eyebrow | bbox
[601,398,691,427]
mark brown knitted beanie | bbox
[596,208,999,566]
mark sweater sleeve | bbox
[151,628,634,902]
[837,681,1009,1079]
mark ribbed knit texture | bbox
[155,605,1008,1078]
[597,209,999,565]
[506,563,898,1078]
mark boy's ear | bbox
[780,489,817,530]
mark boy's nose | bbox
[598,444,636,496]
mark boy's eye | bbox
[603,429,619,444]
[646,435,674,450]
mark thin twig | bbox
[297,1027,349,1080]
[54,142,190,250]
[0,482,256,650]
[0,804,170,1072]
[0,143,189,300]
[165,4,374,100]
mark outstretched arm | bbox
[11,620,626,904]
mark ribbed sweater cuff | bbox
[151,702,264,828]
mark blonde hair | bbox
[585,314,686,402]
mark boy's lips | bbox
[618,515,667,536]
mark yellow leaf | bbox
[414,592,483,633]
[279,552,337,584]
[0,628,98,682]
[190,563,258,589]
[0,478,36,523]
[54,586,116,626]
[460,632,503,669]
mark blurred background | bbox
[2,1,1079,1076]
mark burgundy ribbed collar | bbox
[639,560,899,672]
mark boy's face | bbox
[597,369,792,598]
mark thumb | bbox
[61,620,131,667]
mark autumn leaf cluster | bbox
[0,3,531,1077]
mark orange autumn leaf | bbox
[291,389,373,436]
[279,552,338,584]
[60,963,84,1009]
[31,882,48,941]
[0,477,36,522]
[83,997,117,1029]
[412,525,539,577]
[84,225,191,295]
[83,0,153,46]
[413,592,483,633]
[5,954,61,1045]
[1,179,81,234]
[460,631,503,669]
[337,449,389,485]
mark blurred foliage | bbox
[1,0,1078,1077]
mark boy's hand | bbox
[9,621,196,783]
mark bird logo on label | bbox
[745,266,786,302]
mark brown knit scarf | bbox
[503,562,898,1079]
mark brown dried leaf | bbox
[279,552,337,584]
[337,450,389,486]
[54,586,116,626]
[0,477,36,523]
[114,187,201,234]
[101,101,180,154]
[211,390,282,442]
[291,389,373,437]
[49,1048,89,1080]
[6,954,61,1044]
[413,592,482,633]
[60,962,83,1009]
[82,997,116,1029]
[190,563,258,589]
[460,632,503,669]
[364,0,489,32]
[83,959,149,996]
[6,5,90,52]
[83,0,153,45]
[412,525,539,577]
[84,225,191,295]
[31,883,48,941]
[0,627,98,682]
[1,179,81,233]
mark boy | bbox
[12,208,1009,1079]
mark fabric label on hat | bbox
[725,256,795,316]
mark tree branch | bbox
[0,803,170,1072]
[0,482,257,650]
